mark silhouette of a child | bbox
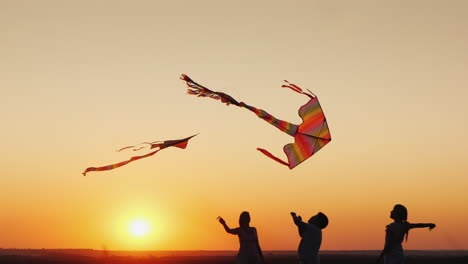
[218,211,265,264]
[377,204,436,264]
[291,212,328,264]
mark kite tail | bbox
[83,149,161,176]
[181,74,297,136]
[239,102,297,136]
[180,74,240,106]
[117,142,153,152]
[282,80,315,99]
[84,134,197,176]
[257,148,290,168]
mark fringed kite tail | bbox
[181,74,297,136]
[180,74,240,106]
[83,149,161,176]
[83,134,197,176]
[240,102,298,136]
[257,148,291,168]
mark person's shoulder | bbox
[386,222,408,231]
[386,223,395,231]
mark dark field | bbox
[1,250,467,264]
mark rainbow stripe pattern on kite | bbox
[83,134,197,175]
[181,74,331,169]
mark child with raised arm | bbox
[377,204,436,264]
[291,211,328,264]
[218,211,265,264]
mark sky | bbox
[1,0,467,251]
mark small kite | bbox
[180,74,331,169]
[83,134,197,176]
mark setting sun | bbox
[130,220,149,237]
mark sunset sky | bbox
[1,0,467,251]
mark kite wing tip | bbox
[184,133,199,141]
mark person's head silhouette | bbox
[391,204,408,222]
[239,211,251,228]
[308,212,329,229]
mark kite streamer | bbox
[180,74,331,169]
[83,134,197,176]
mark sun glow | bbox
[130,219,149,237]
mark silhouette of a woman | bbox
[377,204,436,264]
[218,212,265,264]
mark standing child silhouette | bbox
[377,204,436,264]
[291,211,328,264]
[218,211,265,264]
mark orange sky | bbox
[1,0,467,251]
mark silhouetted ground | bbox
[0,250,467,264]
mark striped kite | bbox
[83,134,197,176]
[180,74,331,169]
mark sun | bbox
[129,219,150,237]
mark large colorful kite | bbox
[180,74,331,169]
[83,134,197,175]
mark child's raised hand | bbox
[217,216,226,225]
[290,212,302,221]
